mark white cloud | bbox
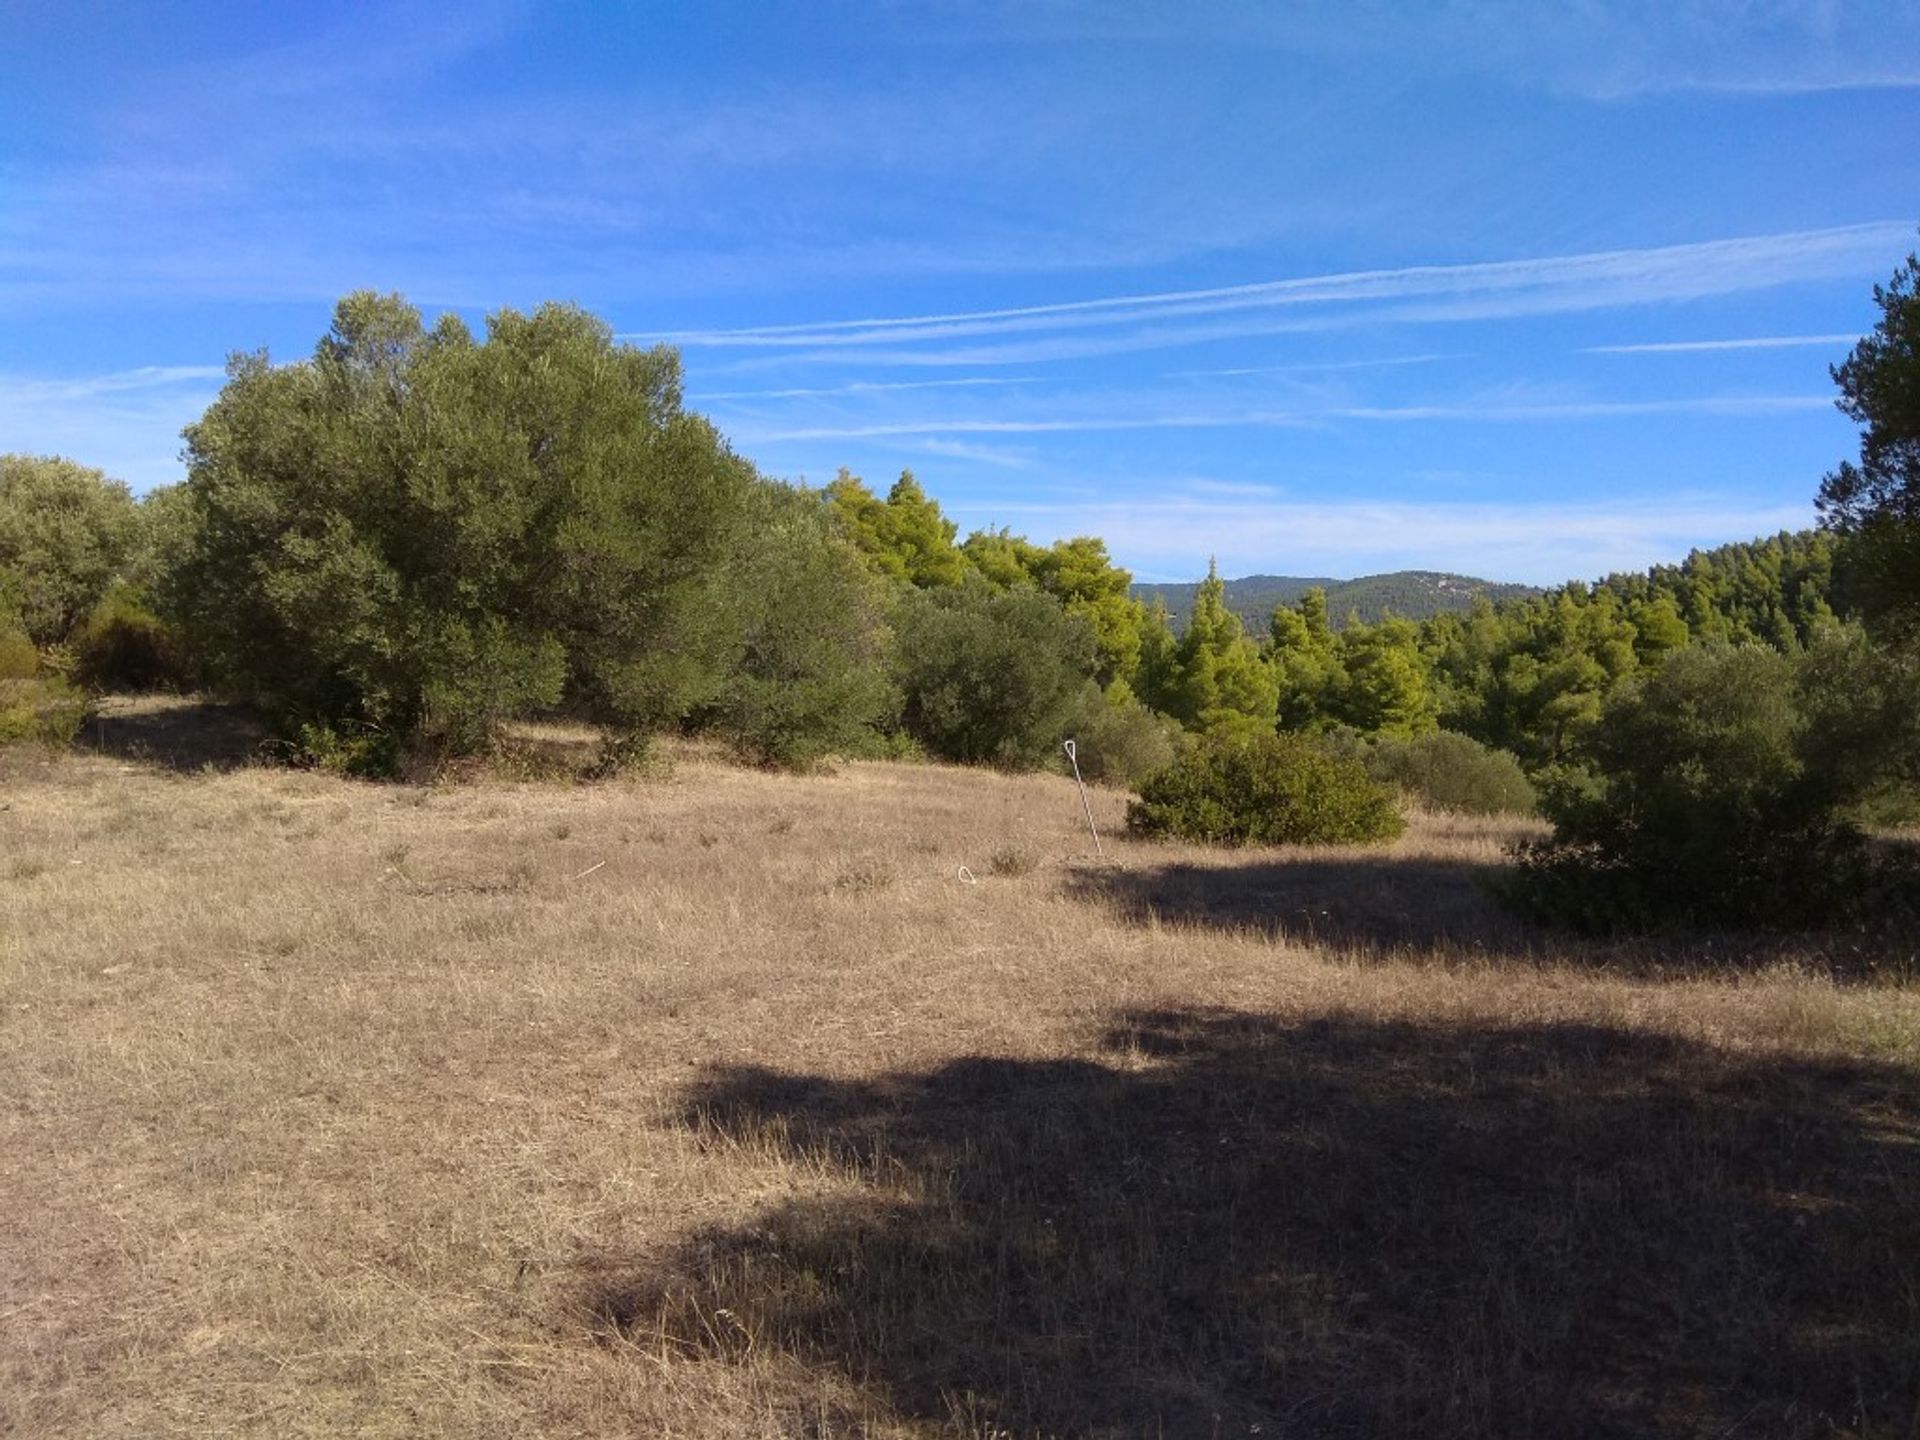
[743,393,1829,442]
[692,376,1042,402]
[0,365,224,490]
[646,223,1909,356]
[1585,334,1862,354]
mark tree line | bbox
[4,250,1919,934]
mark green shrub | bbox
[893,582,1098,769]
[1067,686,1182,788]
[0,675,87,747]
[70,583,191,692]
[0,455,142,647]
[1128,731,1404,846]
[1503,641,1920,933]
[0,619,85,747]
[0,625,38,681]
[1363,730,1536,815]
[709,486,895,770]
[292,720,404,779]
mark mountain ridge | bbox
[1133,569,1543,631]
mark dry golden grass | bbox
[3,699,1918,1437]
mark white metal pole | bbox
[1063,738,1104,859]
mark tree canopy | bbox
[1819,247,1920,634]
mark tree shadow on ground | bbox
[1070,852,1533,962]
[592,1009,1920,1438]
[76,697,267,773]
[1065,855,1917,978]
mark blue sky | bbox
[3,2,1917,584]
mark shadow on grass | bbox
[1068,852,1533,962]
[594,1009,1920,1438]
[77,696,267,773]
[1066,854,1920,979]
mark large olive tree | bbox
[169,292,756,755]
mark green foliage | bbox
[70,582,191,692]
[963,529,1149,687]
[1818,246,1920,635]
[0,621,86,747]
[1505,641,1919,933]
[292,719,405,779]
[1335,617,1437,736]
[826,469,971,589]
[1067,684,1183,788]
[0,624,38,680]
[0,454,142,647]
[168,291,754,755]
[1128,731,1404,846]
[710,485,896,769]
[1361,731,1536,815]
[892,581,1098,768]
[0,675,86,748]
[1267,587,1341,729]
[1160,561,1278,732]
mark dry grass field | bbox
[4,698,1919,1438]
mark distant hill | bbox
[1133,570,1542,632]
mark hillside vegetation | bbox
[1135,568,1541,630]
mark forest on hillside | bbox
[5,252,1920,934]
[1135,569,1542,630]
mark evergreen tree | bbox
[1818,247,1920,633]
[1337,618,1437,736]
[826,470,971,588]
[1164,560,1278,732]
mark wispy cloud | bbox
[1170,353,1467,378]
[0,365,225,490]
[899,437,1038,470]
[692,376,1041,402]
[645,223,1909,356]
[1584,334,1862,354]
[1,365,227,402]
[744,392,1829,442]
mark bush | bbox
[893,582,1098,768]
[709,486,895,770]
[291,719,405,779]
[0,624,38,681]
[0,619,86,747]
[70,583,191,692]
[0,675,86,748]
[1067,686,1182,788]
[1362,730,1536,815]
[1503,641,1920,933]
[1128,731,1404,846]
[0,455,142,647]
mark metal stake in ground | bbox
[1063,738,1105,859]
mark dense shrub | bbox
[0,455,142,648]
[1362,730,1536,815]
[1503,641,1920,932]
[1128,731,1404,846]
[1067,685,1182,788]
[708,486,896,770]
[0,624,37,681]
[893,582,1099,768]
[0,622,86,747]
[70,583,191,692]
